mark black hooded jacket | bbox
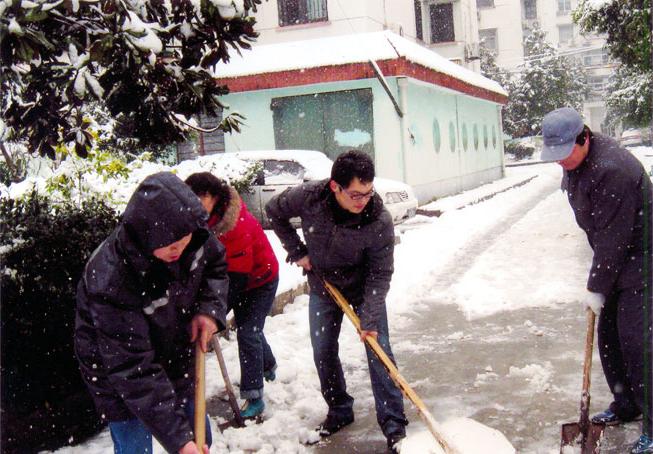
[563,133,653,295]
[265,179,394,331]
[74,172,229,453]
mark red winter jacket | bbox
[208,187,279,290]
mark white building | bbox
[250,0,482,72]
[476,0,617,132]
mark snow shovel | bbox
[560,309,605,453]
[211,335,246,429]
[194,342,207,449]
[320,278,459,454]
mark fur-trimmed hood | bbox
[210,186,242,236]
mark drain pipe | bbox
[397,76,409,183]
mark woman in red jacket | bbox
[186,172,279,419]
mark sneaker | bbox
[387,432,405,454]
[630,434,653,454]
[240,398,265,419]
[591,409,641,426]
[315,413,355,437]
[263,369,276,382]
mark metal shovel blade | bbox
[560,421,605,454]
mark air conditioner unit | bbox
[465,42,480,61]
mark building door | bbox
[271,88,374,161]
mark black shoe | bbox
[387,432,405,453]
[316,414,355,437]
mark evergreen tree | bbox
[604,64,652,129]
[0,0,261,159]
[574,0,651,127]
[503,25,587,138]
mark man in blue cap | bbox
[541,107,653,453]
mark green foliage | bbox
[604,65,653,129]
[44,147,130,203]
[574,0,651,71]
[0,193,119,452]
[502,25,587,138]
[574,0,652,127]
[1,0,263,159]
[232,160,263,194]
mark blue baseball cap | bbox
[541,107,584,162]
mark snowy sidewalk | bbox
[49,159,648,453]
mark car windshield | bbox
[263,159,305,184]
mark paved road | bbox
[311,177,643,453]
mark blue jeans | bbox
[231,278,278,400]
[308,292,407,437]
[108,402,212,453]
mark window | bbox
[582,49,609,66]
[462,124,469,151]
[271,89,374,161]
[433,118,441,153]
[449,121,456,152]
[278,0,328,27]
[479,29,497,52]
[557,0,572,14]
[483,125,489,150]
[429,2,455,43]
[558,24,573,44]
[415,0,423,41]
[523,0,537,19]
[473,124,479,151]
[492,125,497,149]
[476,0,494,7]
[587,75,608,92]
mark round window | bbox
[462,124,469,152]
[473,124,479,151]
[492,125,497,149]
[432,118,441,153]
[449,121,456,152]
[483,125,489,150]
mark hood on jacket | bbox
[210,186,242,236]
[122,172,209,254]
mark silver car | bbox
[216,150,418,229]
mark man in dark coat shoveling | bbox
[541,107,653,454]
[266,149,408,453]
[75,172,229,454]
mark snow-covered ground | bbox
[43,146,652,453]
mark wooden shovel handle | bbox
[579,309,596,432]
[194,342,206,449]
[321,279,459,454]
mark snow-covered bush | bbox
[0,194,119,452]
[504,138,538,161]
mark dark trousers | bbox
[308,292,407,437]
[598,286,653,436]
[230,278,278,400]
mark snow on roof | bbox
[213,31,507,97]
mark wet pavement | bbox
[311,176,643,453]
[311,302,642,454]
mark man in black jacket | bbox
[266,150,407,452]
[541,108,653,454]
[75,172,229,454]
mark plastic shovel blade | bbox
[560,422,605,454]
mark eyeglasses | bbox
[337,184,375,201]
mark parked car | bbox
[209,150,418,228]
[621,129,643,147]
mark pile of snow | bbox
[401,418,515,454]
[507,362,555,393]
